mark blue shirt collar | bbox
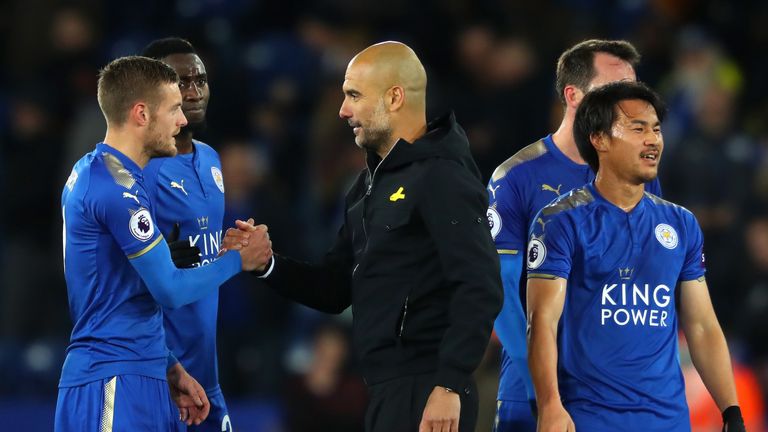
[586,181,647,214]
[96,142,144,178]
[543,134,590,171]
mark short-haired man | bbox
[55,56,271,431]
[486,39,661,431]
[225,41,503,432]
[142,37,233,432]
[526,81,745,432]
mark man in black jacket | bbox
[226,41,502,432]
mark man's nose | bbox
[339,101,351,119]
[644,130,660,145]
[182,83,203,100]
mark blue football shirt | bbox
[143,140,226,394]
[487,135,662,402]
[526,182,705,432]
[60,143,167,387]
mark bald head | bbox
[348,41,427,110]
[339,41,429,156]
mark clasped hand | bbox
[221,218,273,272]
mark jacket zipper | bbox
[398,296,409,337]
[361,157,385,244]
[357,143,396,276]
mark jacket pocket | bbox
[374,207,411,233]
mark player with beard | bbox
[55,56,272,431]
[141,37,233,431]
[526,81,745,432]
[224,41,502,432]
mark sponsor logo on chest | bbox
[600,267,671,327]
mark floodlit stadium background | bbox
[1,0,768,430]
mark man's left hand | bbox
[419,386,461,432]
[167,362,210,426]
[167,223,201,268]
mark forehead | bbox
[589,52,636,89]
[342,61,374,91]
[615,99,658,122]
[157,82,183,105]
[162,53,206,77]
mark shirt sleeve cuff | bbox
[254,256,275,279]
[433,364,471,396]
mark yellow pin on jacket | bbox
[259,112,502,394]
[389,186,406,202]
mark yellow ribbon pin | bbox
[389,186,406,202]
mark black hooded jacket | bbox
[262,112,503,393]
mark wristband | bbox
[722,405,745,432]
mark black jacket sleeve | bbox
[258,224,353,314]
[419,159,503,392]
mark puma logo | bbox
[122,191,140,205]
[536,217,551,232]
[389,186,406,202]
[171,179,188,196]
[488,184,501,200]
[541,183,562,195]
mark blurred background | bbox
[1,0,768,430]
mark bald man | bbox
[225,41,502,432]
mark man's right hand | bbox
[419,386,460,432]
[538,401,576,432]
[223,218,272,271]
[167,362,210,426]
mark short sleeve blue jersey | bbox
[487,135,662,401]
[526,182,705,432]
[143,140,226,393]
[60,143,167,387]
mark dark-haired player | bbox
[526,81,745,432]
[142,37,233,432]
[486,39,661,431]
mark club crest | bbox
[654,223,678,249]
[211,167,225,193]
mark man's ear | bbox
[564,85,583,110]
[591,131,609,152]
[387,86,405,112]
[129,102,150,127]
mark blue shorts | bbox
[493,399,537,432]
[55,375,178,431]
[172,387,231,432]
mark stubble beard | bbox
[357,101,393,154]
[144,122,178,159]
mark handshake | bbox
[222,218,273,272]
[168,218,273,272]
